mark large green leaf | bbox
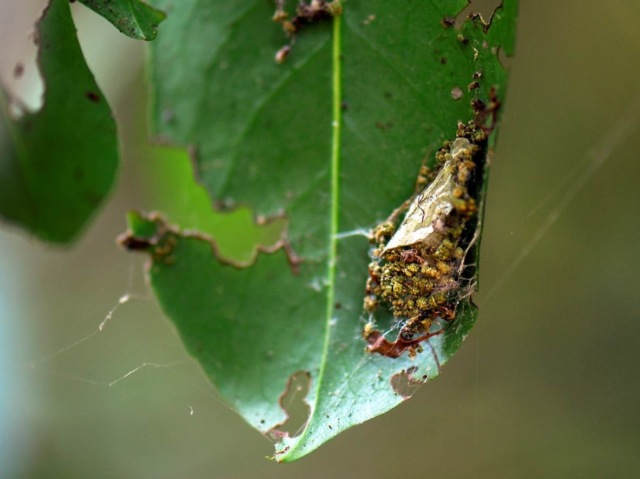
[0,0,118,243]
[78,0,166,40]
[123,0,517,460]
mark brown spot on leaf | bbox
[457,34,469,45]
[85,91,100,102]
[14,63,24,78]
[441,16,455,28]
[375,120,393,132]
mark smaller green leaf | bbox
[0,0,118,243]
[79,0,166,41]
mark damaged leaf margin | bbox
[120,208,318,435]
[120,210,300,272]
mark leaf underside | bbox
[0,0,118,243]
[124,0,518,460]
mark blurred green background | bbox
[1,0,640,477]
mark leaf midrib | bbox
[283,13,342,461]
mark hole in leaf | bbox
[269,371,311,440]
[390,366,423,399]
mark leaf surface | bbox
[125,0,518,460]
[79,0,165,40]
[0,0,118,243]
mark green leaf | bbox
[124,0,517,460]
[78,0,166,40]
[0,0,118,244]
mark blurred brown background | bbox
[1,0,639,477]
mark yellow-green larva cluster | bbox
[364,122,486,357]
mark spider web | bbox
[22,92,640,405]
[22,261,166,386]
